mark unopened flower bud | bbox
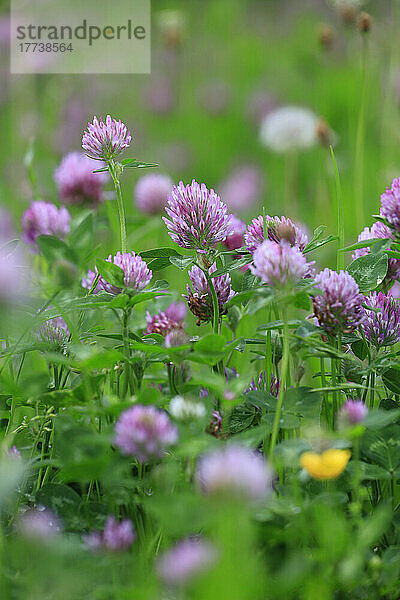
[316,119,331,147]
[318,24,335,50]
[358,12,372,33]
[338,6,356,25]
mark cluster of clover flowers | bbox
[10,115,400,571]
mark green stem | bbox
[354,35,369,233]
[108,159,127,253]
[167,362,179,395]
[201,266,224,376]
[320,357,330,428]
[269,306,289,460]
[330,146,344,271]
[203,269,220,335]
[122,308,133,397]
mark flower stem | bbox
[269,305,289,459]
[122,308,133,397]
[202,267,225,377]
[330,146,344,272]
[108,159,127,253]
[203,268,220,335]
[354,35,369,233]
[320,357,330,428]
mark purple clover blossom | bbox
[361,291,400,347]
[84,516,136,552]
[18,508,61,539]
[245,371,280,397]
[145,312,182,336]
[21,201,70,250]
[134,173,173,214]
[244,215,309,253]
[82,252,152,295]
[8,445,21,459]
[352,221,400,281]
[339,399,368,425]
[164,328,190,348]
[164,301,187,322]
[208,409,223,436]
[250,240,312,288]
[146,301,186,336]
[81,269,102,294]
[185,263,235,324]
[103,516,135,551]
[219,165,263,212]
[37,316,70,350]
[196,444,273,500]
[163,180,235,250]
[114,404,178,462]
[54,152,108,207]
[222,214,246,251]
[312,269,364,335]
[389,282,400,299]
[82,115,132,161]
[157,538,217,586]
[380,177,400,231]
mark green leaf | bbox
[304,234,337,254]
[351,339,368,360]
[53,415,111,483]
[109,294,129,309]
[371,239,392,254]
[36,483,81,520]
[194,334,225,354]
[229,402,261,433]
[241,269,258,292]
[283,387,322,420]
[127,290,169,307]
[257,320,303,332]
[36,235,76,264]
[140,247,182,260]
[121,158,158,169]
[291,291,310,310]
[70,213,94,250]
[347,461,392,481]
[96,259,125,288]
[226,288,262,308]
[169,255,196,270]
[148,257,175,271]
[382,367,400,394]
[363,409,400,430]
[210,258,250,277]
[347,253,388,293]
[363,426,400,471]
[340,238,382,252]
[79,349,124,370]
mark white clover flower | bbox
[259,106,319,153]
[169,396,206,421]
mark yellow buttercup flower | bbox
[300,449,351,480]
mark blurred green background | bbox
[1,0,399,252]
